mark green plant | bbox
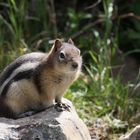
[66,0,140,127]
[0,0,140,138]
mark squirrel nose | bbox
[72,62,78,69]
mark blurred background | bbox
[0,0,140,139]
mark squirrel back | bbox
[0,39,82,118]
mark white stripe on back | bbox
[0,62,39,95]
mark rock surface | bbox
[120,125,140,140]
[0,99,91,140]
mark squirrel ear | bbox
[53,39,62,52]
[68,38,74,45]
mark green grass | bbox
[0,0,140,139]
[66,0,140,137]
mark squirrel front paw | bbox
[55,102,71,112]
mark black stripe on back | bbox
[0,53,44,86]
[33,69,42,93]
[0,62,22,85]
[1,69,34,96]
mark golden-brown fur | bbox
[0,39,82,118]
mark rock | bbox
[120,125,140,140]
[0,98,91,140]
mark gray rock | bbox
[0,99,91,140]
[120,125,140,140]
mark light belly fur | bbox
[5,79,40,114]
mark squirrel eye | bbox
[59,51,65,60]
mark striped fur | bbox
[0,53,45,84]
[0,52,46,117]
[0,52,45,96]
[0,40,82,118]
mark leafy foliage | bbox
[0,0,140,139]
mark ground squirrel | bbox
[0,39,82,119]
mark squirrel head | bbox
[49,39,82,75]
